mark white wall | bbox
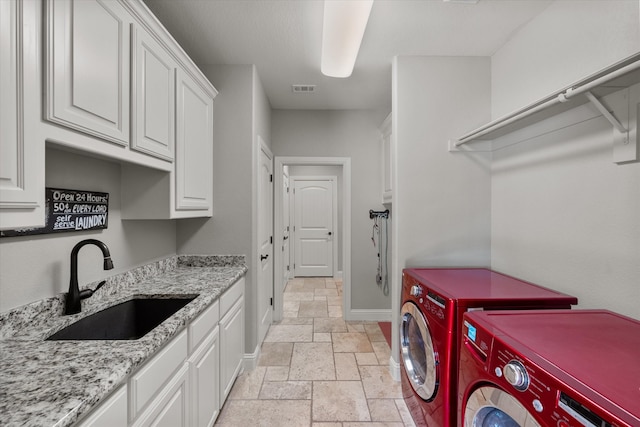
[490,1,640,319]
[176,64,272,354]
[176,65,254,255]
[391,56,492,362]
[271,110,390,310]
[491,0,640,117]
[253,67,272,150]
[0,148,177,312]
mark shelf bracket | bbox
[585,90,637,164]
[584,91,627,134]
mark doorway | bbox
[274,157,352,322]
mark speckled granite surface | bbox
[0,255,246,427]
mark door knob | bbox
[261,254,269,261]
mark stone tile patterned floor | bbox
[215,277,415,427]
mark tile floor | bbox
[214,277,415,427]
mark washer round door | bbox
[400,301,438,401]
[463,386,541,427]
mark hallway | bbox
[214,277,415,426]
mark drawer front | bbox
[130,329,188,418]
[220,277,245,316]
[189,300,219,353]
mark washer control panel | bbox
[464,318,622,427]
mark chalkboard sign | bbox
[0,188,109,238]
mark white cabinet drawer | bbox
[189,299,219,353]
[220,278,245,316]
[129,329,188,418]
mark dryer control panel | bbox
[402,273,450,326]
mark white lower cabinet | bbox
[77,386,128,427]
[132,363,189,427]
[219,286,245,403]
[130,330,188,419]
[76,278,245,427]
[189,327,220,427]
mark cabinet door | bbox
[45,0,130,146]
[0,0,44,229]
[132,364,189,427]
[131,25,175,161]
[219,298,244,404]
[380,113,392,204]
[189,327,220,427]
[175,68,213,213]
[77,386,127,427]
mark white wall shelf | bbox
[450,53,640,163]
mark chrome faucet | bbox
[64,239,114,315]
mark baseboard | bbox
[388,356,401,382]
[243,344,260,371]
[346,308,392,322]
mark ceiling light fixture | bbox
[321,0,374,78]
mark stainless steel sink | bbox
[47,296,197,341]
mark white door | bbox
[257,141,273,344]
[282,168,291,287]
[293,178,335,277]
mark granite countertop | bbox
[0,255,247,427]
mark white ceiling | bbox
[143,0,553,111]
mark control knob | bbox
[410,285,422,297]
[504,360,529,391]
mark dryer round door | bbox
[400,301,438,401]
[463,385,540,427]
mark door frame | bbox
[290,175,338,278]
[273,157,352,322]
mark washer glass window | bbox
[400,301,438,401]
[464,386,541,427]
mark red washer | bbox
[400,268,577,427]
[458,309,640,427]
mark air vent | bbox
[292,85,316,93]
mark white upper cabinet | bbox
[0,0,45,230]
[45,0,131,146]
[131,25,175,161]
[380,113,392,205]
[175,68,213,213]
[1,0,217,227]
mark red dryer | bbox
[459,309,640,427]
[400,268,578,427]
